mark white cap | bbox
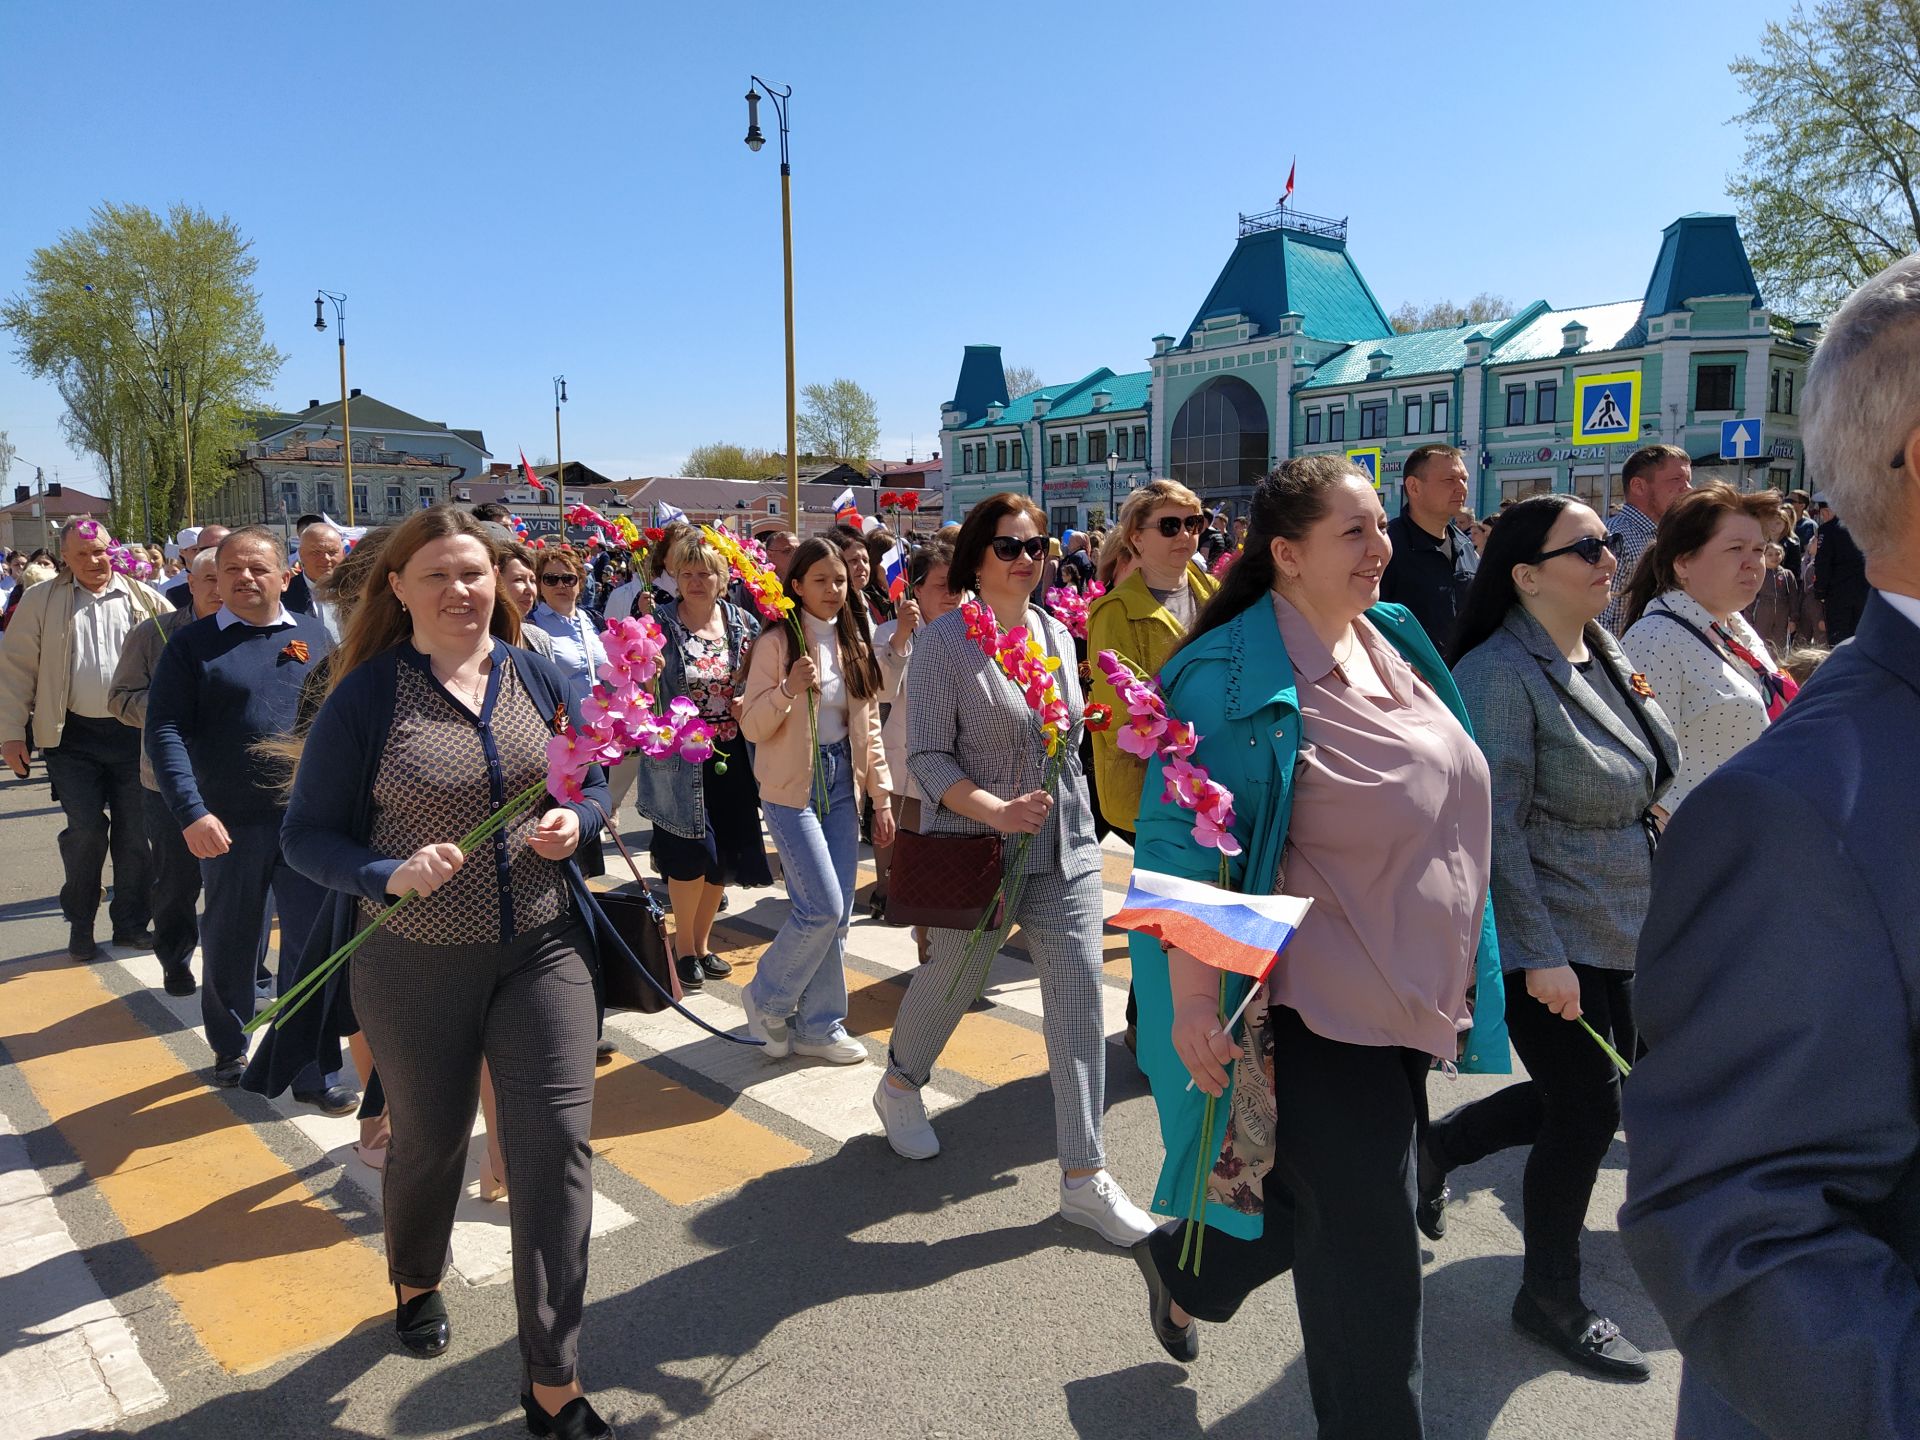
[174,526,202,549]
[1810,492,1830,506]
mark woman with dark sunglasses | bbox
[1424,494,1678,1381]
[525,548,608,708]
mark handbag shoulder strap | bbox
[1644,605,1775,707]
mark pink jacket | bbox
[740,623,892,810]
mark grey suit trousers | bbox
[352,914,597,1387]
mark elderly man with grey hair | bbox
[284,520,345,639]
[1621,254,1920,1439]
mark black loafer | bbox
[675,956,705,991]
[1416,1136,1450,1242]
[1512,1289,1650,1381]
[698,951,733,979]
[394,1286,450,1358]
[1130,1231,1199,1363]
[210,1055,246,1088]
[111,927,156,949]
[68,924,100,963]
[162,967,196,997]
[522,1393,615,1438]
[295,1084,362,1117]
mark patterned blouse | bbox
[362,651,568,944]
[679,630,740,743]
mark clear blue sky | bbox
[0,0,1786,497]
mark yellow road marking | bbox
[590,1052,808,1205]
[1,954,391,1374]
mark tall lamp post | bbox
[313,290,354,526]
[744,77,799,530]
[1105,449,1120,528]
[553,375,568,532]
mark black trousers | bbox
[43,714,151,936]
[352,915,599,1387]
[1148,1004,1429,1440]
[1428,964,1629,1305]
[142,786,201,975]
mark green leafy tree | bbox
[681,442,783,479]
[1389,292,1515,334]
[0,202,283,537]
[797,378,880,461]
[1728,0,1920,317]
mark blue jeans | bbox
[750,739,857,1045]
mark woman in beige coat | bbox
[737,537,893,1064]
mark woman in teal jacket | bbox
[1127,457,1508,1440]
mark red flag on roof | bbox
[1281,158,1295,205]
[519,449,546,494]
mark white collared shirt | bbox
[1878,589,1920,634]
[67,574,144,718]
[214,604,298,630]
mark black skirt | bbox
[648,747,773,887]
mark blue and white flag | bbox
[655,500,687,526]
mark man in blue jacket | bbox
[1621,254,1920,1438]
[147,526,350,1106]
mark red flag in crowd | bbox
[520,449,546,494]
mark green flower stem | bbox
[942,746,1067,1004]
[243,776,551,1036]
[1578,1016,1633,1076]
[1179,969,1230,1274]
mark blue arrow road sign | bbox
[1720,418,1764,460]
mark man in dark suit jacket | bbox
[1621,254,1920,1439]
[1812,495,1870,642]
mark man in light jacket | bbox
[1621,254,1920,1438]
[0,519,168,960]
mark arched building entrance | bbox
[1168,375,1270,509]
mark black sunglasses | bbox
[539,573,579,586]
[1532,532,1623,566]
[1149,513,1207,538]
[988,535,1049,562]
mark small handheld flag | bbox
[519,449,547,495]
[1110,870,1311,979]
[655,500,687,526]
[881,543,905,597]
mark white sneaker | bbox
[1059,1170,1158,1247]
[791,1033,868,1064]
[741,987,790,1059]
[872,1077,940,1160]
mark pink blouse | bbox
[1268,594,1493,1060]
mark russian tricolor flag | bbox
[1110,870,1312,979]
[881,542,905,598]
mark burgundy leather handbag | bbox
[885,827,1005,931]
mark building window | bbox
[1066,433,1079,465]
[1010,438,1022,469]
[1500,475,1553,505]
[1305,410,1322,445]
[1050,505,1078,532]
[1088,430,1108,464]
[1115,429,1129,461]
[317,482,336,513]
[962,446,974,474]
[1431,394,1450,432]
[995,440,1008,471]
[1783,371,1794,413]
[1132,425,1147,461]
[1168,374,1271,495]
[1328,407,1346,443]
[768,499,781,516]
[279,481,301,514]
[352,484,369,516]
[385,484,404,513]
[1506,388,1528,426]
[1571,472,1608,511]
[1696,363,1736,411]
[1769,368,1781,413]
[1536,382,1558,424]
[1403,397,1421,435]
[418,485,434,509]
[1359,400,1388,439]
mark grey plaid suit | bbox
[1451,608,1680,972]
[889,604,1109,1169]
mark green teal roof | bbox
[956,367,1149,429]
[1642,213,1761,315]
[1297,320,1487,390]
[1490,299,1648,365]
[1179,226,1392,349]
[950,344,1010,420]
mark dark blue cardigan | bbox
[243,638,682,1101]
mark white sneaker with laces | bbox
[741,986,790,1058]
[792,1033,867,1064]
[1059,1170,1158,1247]
[872,1077,940,1159]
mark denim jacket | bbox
[633,598,761,840]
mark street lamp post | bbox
[313,290,354,526]
[1106,449,1120,528]
[744,77,799,530]
[553,375,568,533]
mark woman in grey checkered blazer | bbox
[873,492,1157,1248]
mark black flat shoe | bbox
[162,967,196,997]
[1416,1135,1450,1242]
[1129,1231,1199,1363]
[698,951,732,979]
[112,927,156,949]
[394,1286,450,1358]
[68,924,99,963]
[210,1055,245,1088]
[295,1084,362,1116]
[867,891,887,921]
[1511,1288,1650,1381]
[522,1393,615,1438]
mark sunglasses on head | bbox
[988,535,1049,562]
[1532,532,1623,566]
[540,572,579,586]
[1148,513,1207,538]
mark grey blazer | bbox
[905,603,1100,880]
[1451,608,1679,971]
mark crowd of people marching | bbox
[1,255,1915,1440]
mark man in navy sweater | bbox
[147,527,351,1105]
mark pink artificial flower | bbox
[545,732,593,803]
[1192,805,1242,856]
[675,725,716,764]
[1116,706,1167,760]
[1161,717,1199,760]
[1162,755,1211,811]
[962,599,999,651]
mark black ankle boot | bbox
[522,1393,615,1438]
[1416,1134,1450,1241]
[393,1285,449,1357]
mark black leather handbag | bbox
[590,803,681,1014]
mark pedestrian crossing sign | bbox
[1346,447,1383,488]
[1572,372,1641,444]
